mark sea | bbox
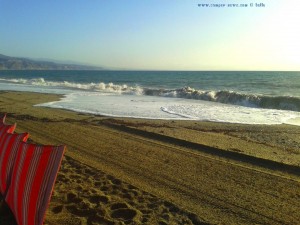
[0,70,299,126]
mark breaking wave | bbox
[0,77,144,94]
[148,87,300,112]
[1,77,300,112]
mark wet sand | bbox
[0,91,299,225]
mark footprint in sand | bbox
[109,202,138,221]
[89,194,109,205]
[66,191,83,204]
[94,181,102,187]
[51,205,64,214]
[69,174,82,180]
[88,214,114,225]
[111,178,122,186]
[100,186,109,192]
[57,173,70,183]
[65,199,97,218]
[111,208,137,221]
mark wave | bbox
[149,87,300,112]
[1,77,300,112]
[0,77,144,94]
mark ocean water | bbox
[0,70,299,126]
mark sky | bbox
[0,0,300,70]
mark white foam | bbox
[161,103,300,125]
[37,93,184,119]
[37,92,300,125]
[285,117,300,126]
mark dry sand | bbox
[0,91,299,225]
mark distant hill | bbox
[0,54,103,70]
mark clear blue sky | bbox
[1,0,299,70]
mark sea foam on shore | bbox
[35,92,300,126]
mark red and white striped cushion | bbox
[5,143,65,225]
[0,132,29,196]
[0,123,16,136]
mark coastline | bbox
[1,91,300,224]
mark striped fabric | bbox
[0,132,29,196]
[0,123,16,136]
[0,114,17,194]
[5,143,65,225]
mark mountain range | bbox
[0,54,103,70]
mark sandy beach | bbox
[0,91,300,225]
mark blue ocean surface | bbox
[0,70,299,125]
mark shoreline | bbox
[0,91,300,224]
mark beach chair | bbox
[0,132,29,196]
[5,143,65,225]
